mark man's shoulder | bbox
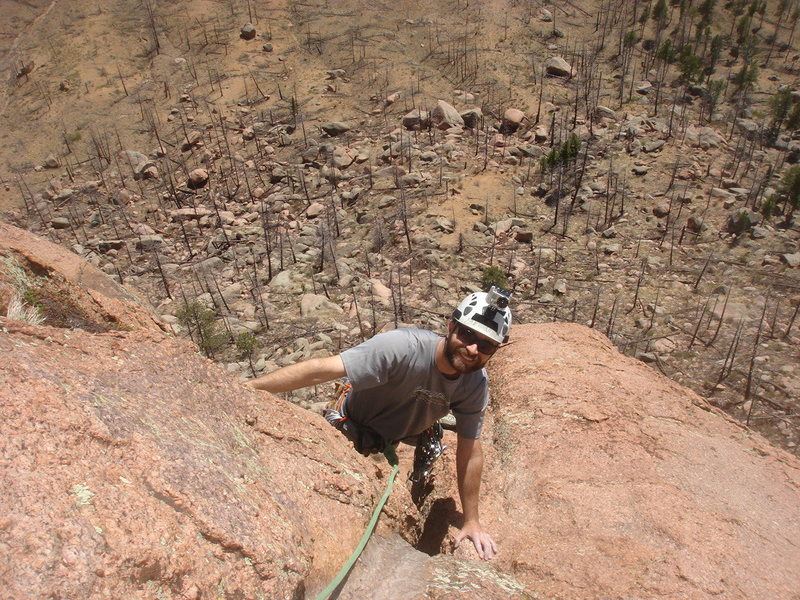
[394,327,439,341]
[370,327,439,346]
[344,328,438,358]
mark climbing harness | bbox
[323,382,387,456]
[314,444,399,600]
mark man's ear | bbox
[447,319,455,334]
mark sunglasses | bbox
[454,323,500,355]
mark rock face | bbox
[339,323,800,599]
[0,320,410,600]
[338,534,527,599]
[0,221,160,332]
[479,323,800,599]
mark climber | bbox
[247,286,512,561]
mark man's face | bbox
[444,321,499,374]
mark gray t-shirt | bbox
[339,328,489,441]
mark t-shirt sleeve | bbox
[340,329,410,391]
[451,375,489,439]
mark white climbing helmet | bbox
[452,286,512,344]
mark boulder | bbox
[726,208,762,234]
[268,270,300,292]
[595,105,616,120]
[686,214,706,233]
[545,57,575,77]
[489,218,516,235]
[432,216,455,233]
[181,130,204,151]
[321,122,351,137]
[240,23,256,40]
[653,203,670,218]
[514,230,533,243]
[370,278,392,304]
[187,168,209,189]
[460,108,482,129]
[135,235,166,251]
[331,146,356,168]
[50,217,71,229]
[735,118,760,138]
[781,252,800,268]
[170,207,213,222]
[95,239,125,253]
[119,150,157,180]
[502,108,525,132]
[306,202,325,218]
[684,125,725,149]
[431,100,464,130]
[401,109,430,131]
[642,139,665,153]
[300,293,343,318]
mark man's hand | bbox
[454,519,497,560]
[454,436,496,560]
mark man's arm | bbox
[453,435,497,560]
[246,355,346,393]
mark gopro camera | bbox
[485,286,511,311]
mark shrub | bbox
[5,294,44,325]
[480,266,508,291]
[176,300,228,358]
[236,331,260,377]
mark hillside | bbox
[0,1,799,465]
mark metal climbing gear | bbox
[410,422,446,482]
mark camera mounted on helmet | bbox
[452,286,512,345]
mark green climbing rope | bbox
[314,444,399,600]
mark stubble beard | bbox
[444,331,486,374]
